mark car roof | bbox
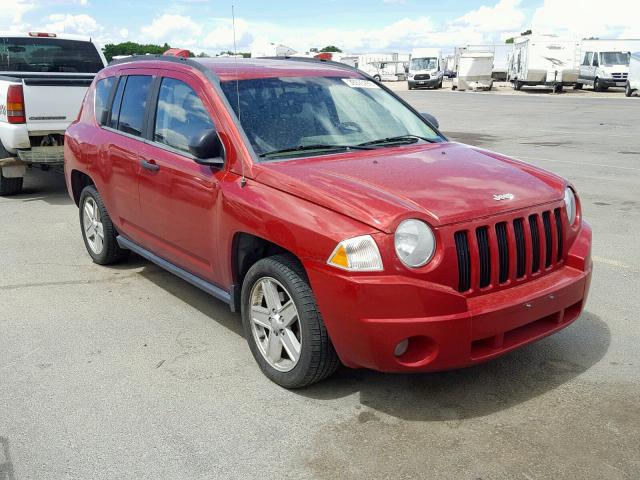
[110,56,362,82]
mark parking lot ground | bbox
[1,92,639,480]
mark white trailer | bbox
[508,35,580,93]
[577,39,640,91]
[452,52,494,91]
[626,52,640,97]
[467,44,511,80]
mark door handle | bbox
[140,159,160,172]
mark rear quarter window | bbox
[95,77,115,126]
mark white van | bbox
[576,40,640,91]
[627,52,640,97]
[508,35,579,93]
[408,48,443,89]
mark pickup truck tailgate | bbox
[22,75,94,133]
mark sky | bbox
[1,0,639,55]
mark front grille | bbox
[454,208,565,292]
[612,72,628,79]
[414,74,431,80]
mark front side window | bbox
[116,75,152,137]
[220,76,441,160]
[583,52,593,66]
[95,77,115,126]
[153,78,214,153]
[593,54,599,67]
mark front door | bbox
[137,71,226,282]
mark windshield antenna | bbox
[232,5,246,187]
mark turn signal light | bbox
[327,235,383,272]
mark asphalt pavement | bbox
[1,89,638,480]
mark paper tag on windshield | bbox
[342,78,380,89]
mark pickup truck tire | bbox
[241,254,339,388]
[79,185,129,265]
[0,174,23,196]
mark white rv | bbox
[408,48,443,89]
[508,35,580,92]
[452,52,494,91]
[576,39,640,91]
[339,54,403,81]
[627,52,640,97]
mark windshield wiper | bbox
[357,134,435,147]
[259,143,373,158]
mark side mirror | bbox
[189,129,225,166]
[420,112,439,129]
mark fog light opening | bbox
[394,339,409,357]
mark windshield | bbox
[600,52,630,66]
[220,76,441,159]
[410,57,438,71]
[0,37,104,73]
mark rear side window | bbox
[108,77,126,129]
[115,75,152,137]
[0,37,104,73]
[95,77,115,126]
[153,77,214,153]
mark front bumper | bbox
[600,78,627,88]
[409,78,441,88]
[307,223,592,372]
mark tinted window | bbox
[95,77,114,126]
[593,54,599,67]
[0,37,104,73]
[154,78,214,153]
[117,75,152,137]
[108,76,126,129]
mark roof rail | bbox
[259,55,366,77]
[108,54,200,67]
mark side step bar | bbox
[116,235,232,307]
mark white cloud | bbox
[140,14,202,46]
[455,0,525,33]
[201,18,252,50]
[0,0,35,26]
[531,0,640,38]
[119,28,129,39]
[43,13,101,36]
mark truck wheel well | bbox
[70,170,94,206]
[231,232,303,312]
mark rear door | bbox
[136,70,226,281]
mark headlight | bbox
[394,219,436,268]
[564,187,577,225]
[327,235,383,271]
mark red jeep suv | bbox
[64,56,592,388]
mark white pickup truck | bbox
[0,32,107,195]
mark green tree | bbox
[101,42,195,61]
[320,45,342,53]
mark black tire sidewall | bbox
[241,256,329,388]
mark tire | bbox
[593,78,601,92]
[241,254,339,388]
[79,185,128,265]
[514,81,523,91]
[574,83,583,90]
[408,83,414,90]
[625,82,633,97]
[553,83,563,94]
[0,173,23,196]
[373,75,381,82]
[437,79,443,89]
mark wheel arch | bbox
[70,169,95,206]
[230,232,306,312]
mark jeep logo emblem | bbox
[493,193,514,201]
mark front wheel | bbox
[626,82,633,97]
[79,185,129,265]
[373,75,381,82]
[241,255,339,388]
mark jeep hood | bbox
[252,142,565,233]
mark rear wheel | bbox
[553,83,563,94]
[241,254,339,388]
[0,173,23,196]
[514,81,523,91]
[574,82,583,90]
[79,185,128,265]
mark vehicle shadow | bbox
[298,311,609,421]
[15,167,72,206]
[0,437,16,480]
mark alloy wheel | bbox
[82,197,105,255]
[249,277,302,372]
